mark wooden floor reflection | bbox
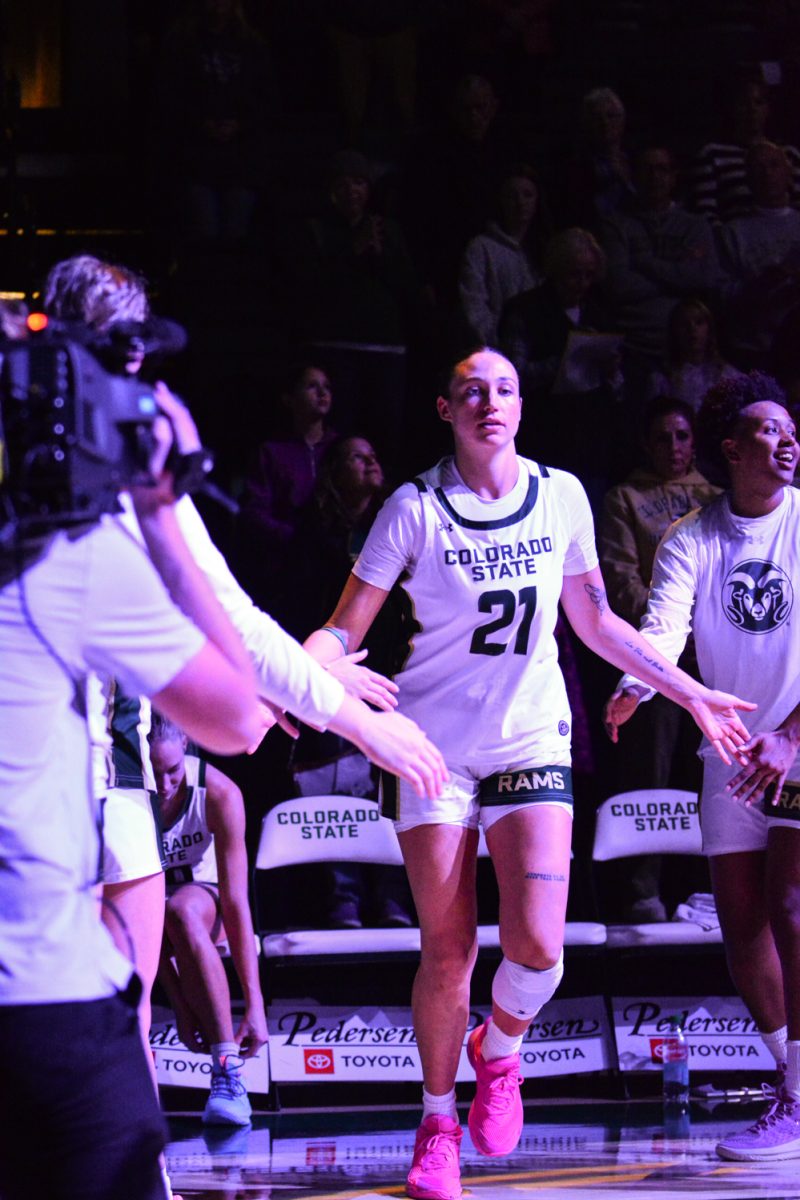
[165,1098,800,1200]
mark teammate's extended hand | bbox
[726,729,799,806]
[326,650,399,710]
[602,687,641,742]
[685,688,757,766]
[248,699,299,752]
[358,710,448,801]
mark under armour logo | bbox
[438,522,453,532]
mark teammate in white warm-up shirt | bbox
[605,371,800,1163]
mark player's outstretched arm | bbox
[304,574,448,799]
[562,567,756,766]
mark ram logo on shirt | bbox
[722,558,792,634]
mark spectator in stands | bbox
[401,74,518,312]
[690,75,800,223]
[602,145,718,369]
[499,226,621,508]
[325,2,420,146]
[286,149,419,458]
[717,141,800,369]
[157,0,273,241]
[241,362,338,552]
[150,715,265,1127]
[561,87,635,231]
[644,298,743,414]
[605,371,800,1163]
[458,162,549,347]
[458,0,559,112]
[600,397,721,920]
[279,435,414,930]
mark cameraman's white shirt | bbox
[0,518,203,1003]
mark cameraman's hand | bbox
[153,381,201,456]
[130,382,202,514]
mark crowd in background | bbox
[11,0,800,928]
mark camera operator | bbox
[41,256,447,1149]
[0,389,264,1198]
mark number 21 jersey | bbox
[353,456,598,764]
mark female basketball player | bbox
[305,346,754,1200]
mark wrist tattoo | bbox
[584,583,607,614]
[623,640,664,673]
[525,871,567,882]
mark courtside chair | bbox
[254,795,607,960]
[592,789,722,948]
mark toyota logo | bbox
[304,1048,334,1073]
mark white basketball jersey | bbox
[354,456,598,764]
[162,755,218,892]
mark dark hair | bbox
[280,361,330,398]
[643,395,696,436]
[312,435,385,531]
[438,344,516,396]
[696,371,786,478]
[147,711,185,744]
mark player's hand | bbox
[684,688,757,766]
[603,687,641,742]
[356,709,448,801]
[726,729,799,806]
[248,699,299,752]
[326,650,399,711]
[236,1004,268,1059]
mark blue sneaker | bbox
[203,1056,252,1126]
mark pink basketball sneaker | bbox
[406,1114,463,1200]
[466,1020,524,1156]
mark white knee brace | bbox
[491,952,564,1023]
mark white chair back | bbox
[592,789,701,861]
[256,795,403,870]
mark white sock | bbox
[761,1025,788,1066]
[211,1041,240,1072]
[422,1086,457,1120]
[482,1019,524,1062]
[785,1040,800,1101]
[160,1161,173,1199]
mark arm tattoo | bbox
[623,640,665,673]
[525,871,567,882]
[584,582,607,614]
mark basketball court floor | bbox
[164,1096,800,1200]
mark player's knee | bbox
[492,952,564,1023]
[501,927,563,971]
[419,928,478,981]
[164,899,205,946]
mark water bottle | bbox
[662,1014,690,1108]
